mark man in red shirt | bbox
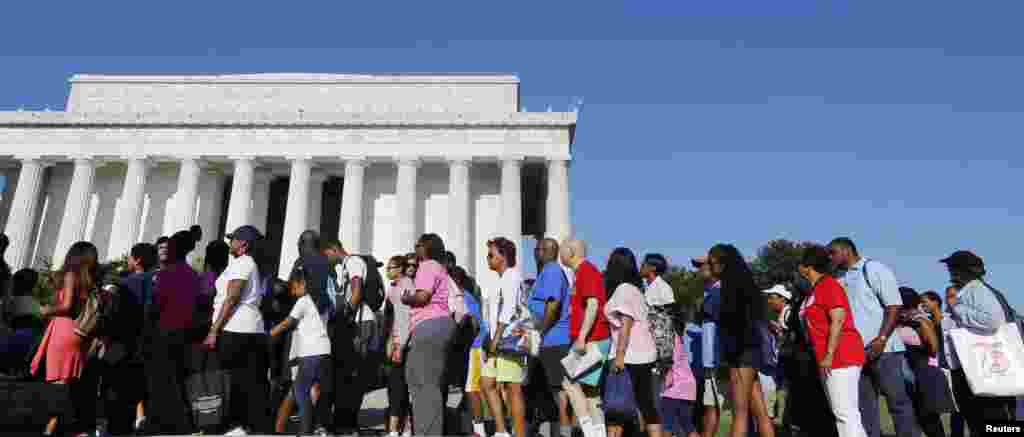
[559,239,611,437]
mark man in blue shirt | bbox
[528,238,572,437]
[692,256,723,437]
[829,237,917,437]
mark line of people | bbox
[2,227,1021,437]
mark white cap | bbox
[762,284,792,301]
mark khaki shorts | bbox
[481,353,525,384]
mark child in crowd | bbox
[267,278,299,434]
[269,266,332,436]
[454,265,489,437]
[660,305,700,437]
[386,255,415,437]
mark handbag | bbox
[73,288,101,339]
[947,322,1024,397]
[186,352,231,429]
[488,277,540,357]
[603,367,637,424]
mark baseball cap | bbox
[227,225,263,242]
[762,284,792,301]
[691,256,707,269]
[939,250,984,271]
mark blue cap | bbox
[227,225,263,242]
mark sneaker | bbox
[134,416,147,432]
[223,426,248,436]
[314,427,331,437]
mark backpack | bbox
[336,255,388,357]
[339,255,386,312]
[647,303,676,373]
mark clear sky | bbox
[2,1,1022,308]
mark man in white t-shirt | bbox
[206,225,269,436]
[480,237,528,437]
[321,238,372,434]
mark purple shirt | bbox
[410,259,451,332]
[156,261,201,331]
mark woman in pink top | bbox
[400,233,456,437]
[32,241,97,436]
[603,248,663,437]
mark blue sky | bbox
[2,0,1022,308]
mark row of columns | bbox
[2,154,572,276]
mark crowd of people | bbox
[0,225,1021,437]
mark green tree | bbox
[665,265,705,308]
[750,239,819,291]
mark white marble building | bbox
[0,73,576,278]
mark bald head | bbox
[560,239,587,269]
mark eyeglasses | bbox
[387,266,402,271]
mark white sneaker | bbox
[314,427,330,437]
[223,426,248,436]
[387,433,399,437]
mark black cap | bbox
[940,250,984,270]
[227,225,263,242]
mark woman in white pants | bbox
[797,246,869,437]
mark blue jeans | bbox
[294,355,332,434]
[859,352,918,437]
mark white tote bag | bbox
[947,322,1024,397]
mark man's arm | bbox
[574,297,598,351]
[871,264,902,353]
[210,279,244,335]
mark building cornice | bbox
[69,72,520,85]
[0,111,576,128]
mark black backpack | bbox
[339,254,386,312]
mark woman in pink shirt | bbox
[400,233,456,437]
[604,247,663,437]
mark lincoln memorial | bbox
[0,73,576,279]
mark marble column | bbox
[194,166,226,264]
[53,157,97,267]
[278,157,311,279]
[251,170,272,234]
[545,157,572,242]
[308,170,327,234]
[0,166,19,232]
[3,157,47,269]
[172,157,202,232]
[501,156,524,257]
[448,157,471,272]
[339,158,367,252]
[108,156,150,259]
[395,158,420,251]
[224,156,255,236]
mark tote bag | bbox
[603,368,638,424]
[947,322,1024,397]
[186,353,231,429]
